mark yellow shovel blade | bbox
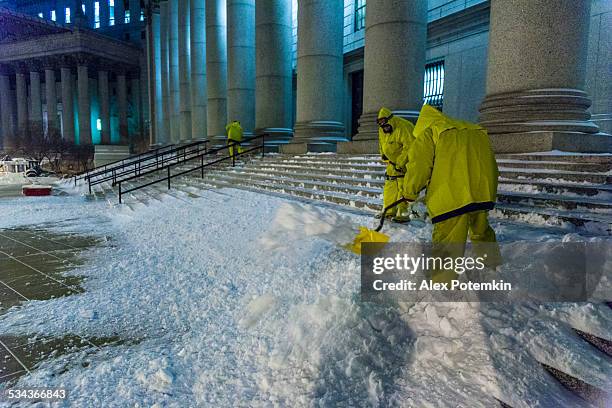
[346,226,390,255]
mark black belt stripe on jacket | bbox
[431,201,495,224]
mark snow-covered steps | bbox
[187,152,612,235]
[75,150,612,235]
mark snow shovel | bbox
[347,198,410,255]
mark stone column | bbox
[206,0,228,143]
[148,7,163,145]
[0,73,15,150]
[160,1,171,144]
[45,68,59,138]
[77,64,91,144]
[100,0,110,27]
[480,0,610,153]
[98,70,111,144]
[255,0,293,144]
[293,0,345,150]
[29,70,43,136]
[168,0,180,143]
[227,0,255,136]
[15,72,28,142]
[190,0,207,140]
[131,75,142,135]
[61,66,75,142]
[117,72,129,144]
[355,0,427,141]
[129,0,141,24]
[115,0,125,25]
[178,0,192,141]
[586,0,612,135]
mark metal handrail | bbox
[75,140,208,185]
[85,142,209,194]
[74,143,176,181]
[117,135,266,203]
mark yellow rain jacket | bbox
[377,107,415,174]
[226,121,243,142]
[403,105,498,223]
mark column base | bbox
[293,120,346,145]
[355,110,420,140]
[480,88,610,153]
[490,131,612,153]
[255,127,293,145]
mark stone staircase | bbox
[74,151,612,235]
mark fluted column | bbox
[227,0,255,136]
[61,67,75,142]
[117,72,129,144]
[480,0,610,152]
[206,0,228,143]
[355,0,427,140]
[30,70,43,136]
[168,0,180,142]
[131,76,142,135]
[15,72,28,143]
[45,68,59,138]
[190,0,207,140]
[255,0,293,143]
[160,1,171,145]
[100,0,109,27]
[0,73,15,151]
[77,64,91,144]
[98,70,111,144]
[178,0,192,141]
[255,0,293,144]
[150,6,162,145]
[294,0,345,149]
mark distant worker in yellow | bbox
[402,105,500,281]
[226,120,244,157]
[377,107,415,223]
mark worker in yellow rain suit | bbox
[225,120,244,157]
[402,105,501,283]
[377,107,415,223]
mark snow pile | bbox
[260,202,362,249]
[0,172,28,185]
[0,187,610,407]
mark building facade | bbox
[0,0,610,154]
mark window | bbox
[354,0,366,32]
[141,30,145,39]
[81,3,86,13]
[38,12,43,18]
[94,2,100,27]
[50,9,56,21]
[65,7,71,23]
[96,119,102,131]
[124,10,130,23]
[423,60,444,110]
[140,10,145,21]
[109,0,115,25]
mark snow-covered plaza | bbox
[0,180,610,407]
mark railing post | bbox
[113,169,116,185]
[119,183,122,204]
[88,179,92,195]
[262,134,265,158]
[167,166,171,190]
[232,146,235,167]
[201,155,204,178]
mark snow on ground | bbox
[0,188,610,407]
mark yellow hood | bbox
[378,107,393,119]
[414,104,482,138]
